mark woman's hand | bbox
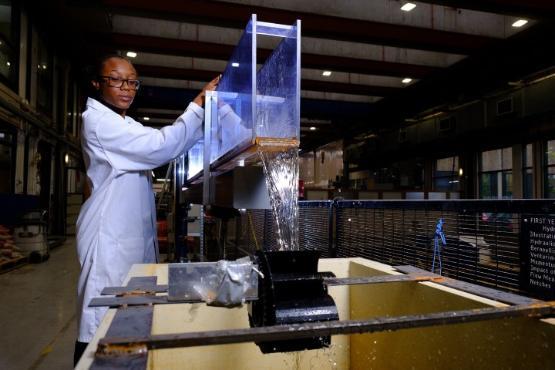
[194,75,221,107]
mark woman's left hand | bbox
[194,75,221,107]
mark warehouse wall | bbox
[342,74,555,199]
[0,4,84,235]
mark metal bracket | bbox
[94,273,444,308]
[96,301,555,351]
[394,265,539,306]
[90,277,157,370]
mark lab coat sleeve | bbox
[218,104,252,153]
[94,103,204,171]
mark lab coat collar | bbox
[86,97,131,122]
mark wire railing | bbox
[205,199,555,298]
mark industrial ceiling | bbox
[29,0,555,149]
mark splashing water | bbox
[258,148,299,251]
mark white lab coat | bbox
[76,97,203,342]
[218,104,252,155]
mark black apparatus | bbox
[248,250,339,353]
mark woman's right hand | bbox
[194,75,221,107]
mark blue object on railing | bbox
[432,218,446,275]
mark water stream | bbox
[258,148,299,251]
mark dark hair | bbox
[94,54,131,80]
[84,53,134,98]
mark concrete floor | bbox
[0,238,79,370]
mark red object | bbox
[299,180,305,199]
[157,220,168,253]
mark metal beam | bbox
[101,285,169,295]
[96,301,555,352]
[99,274,443,297]
[90,277,157,370]
[134,64,400,97]
[324,273,443,286]
[100,0,493,54]
[92,33,439,79]
[417,1,555,19]
[394,265,539,306]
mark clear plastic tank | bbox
[186,15,300,180]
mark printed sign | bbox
[520,215,555,300]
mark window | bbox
[433,156,460,192]
[479,147,512,199]
[66,81,76,135]
[523,144,533,198]
[0,1,18,89]
[545,140,555,198]
[36,35,53,117]
[0,123,15,193]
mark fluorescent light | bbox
[459,168,464,176]
[512,19,528,28]
[231,62,240,67]
[401,2,416,12]
[402,78,412,84]
[151,171,156,177]
[309,126,317,131]
[322,71,332,77]
[6,61,9,67]
[64,154,69,164]
[143,116,150,121]
[126,51,137,58]
[238,159,245,167]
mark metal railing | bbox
[205,199,555,298]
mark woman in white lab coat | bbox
[74,55,219,364]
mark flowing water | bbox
[258,147,299,251]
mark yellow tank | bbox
[77,258,555,370]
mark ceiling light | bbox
[151,171,156,178]
[64,154,69,164]
[401,2,416,12]
[309,126,317,131]
[126,51,137,58]
[459,168,464,176]
[5,61,9,67]
[322,71,332,77]
[143,117,150,121]
[231,62,240,67]
[402,78,412,84]
[512,19,528,28]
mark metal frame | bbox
[97,301,555,353]
[89,266,555,368]
[93,271,444,308]
[202,91,215,205]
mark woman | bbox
[74,54,219,363]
